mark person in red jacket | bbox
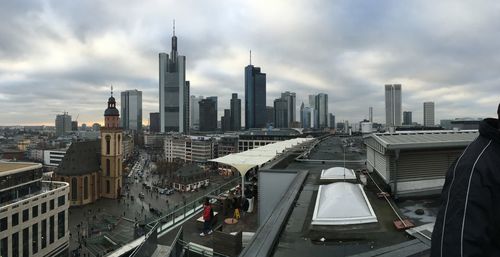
[200,197,213,237]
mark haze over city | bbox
[1,0,499,126]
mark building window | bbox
[23,227,28,257]
[41,219,47,249]
[0,217,6,232]
[32,223,38,254]
[58,195,65,206]
[33,205,39,218]
[22,209,29,222]
[106,135,111,155]
[12,213,19,226]
[84,177,89,199]
[106,180,110,194]
[57,211,65,239]
[49,216,54,244]
[50,199,54,210]
[71,178,77,201]
[12,232,19,257]
[41,202,46,214]
[106,159,110,176]
[0,237,7,257]
[117,134,121,154]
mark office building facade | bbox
[230,93,241,131]
[149,112,160,133]
[274,98,288,128]
[281,91,296,127]
[315,93,328,129]
[329,113,336,129]
[121,89,143,132]
[190,95,204,130]
[369,107,373,123]
[199,98,217,131]
[403,111,413,125]
[423,102,435,126]
[385,84,402,127]
[300,103,311,128]
[159,27,189,133]
[245,65,266,129]
[221,109,231,132]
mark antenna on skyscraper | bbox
[249,50,252,65]
[173,19,175,36]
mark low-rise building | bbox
[122,134,134,160]
[164,136,215,163]
[0,161,70,257]
[171,164,209,192]
[43,149,67,167]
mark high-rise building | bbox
[273,98,288,128]
[71,121,78,131]
[423,102,435,126]
[190,95,204,130]
[403,111,413,125]
[300,102,311,128]
[266,106,274,126]
[55,113,72,137]
[120,89,143,132]
[385,84,402,127]
[245,61,267,129]
[207,96,218,116]
[329,113,336,129]
[281,91,296,127]
[149,112,160,133]
[221,109,231,131]
[199,99,217,131]
[159,23,189,133]
[230,93,241,131]
[315,93,328,128]
[369,107,373,123]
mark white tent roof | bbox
[209,138,313,176]
[320,167,356,180]
[312,182,377,225]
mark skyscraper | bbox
[315,93,328,128]
[245,58,266,129]
[159,22,189,133]
[190,95,203,130]
[385,84,402,127]
[369,107,373,123]
[266,106,274,126]
[121,89,143,132]
[221,109,231,132]
[281,91,296,127]
[199,98,217,131]
[300,102,311,128]
[149,112,160,133]
[273,98,288,128]
[230,93,241,131]
[403,111,412,125]
[55,113,72,137]
[207,96,218,116]
[329,113,336,129]
[423,102,435,126]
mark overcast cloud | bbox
[1,0,499,126]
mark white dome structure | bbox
[320,167,356,180]
[312,182,377,225]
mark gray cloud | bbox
[0,0,499,126]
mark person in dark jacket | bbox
[200,197,213,237]
[431,104,500,257]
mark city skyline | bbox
[1,1,500,126]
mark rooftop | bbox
[365,130,478,150]
[0,161,42,175]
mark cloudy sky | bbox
[1,0,499,126]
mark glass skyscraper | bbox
[245,64,266,129]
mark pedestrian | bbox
[431,103,500,256]
[200,197,213,237]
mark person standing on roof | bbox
[431,104,500,256]
[200,197,213,237]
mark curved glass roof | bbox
[312,182,377,225]
[320,167,356,180]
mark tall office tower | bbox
[329,113,336,129]
[71,121,78,131]
[149,112,160,133]
[245,57,267,129]
[281,91,296,127]
[221,109,231,131]
[190,95,204,130]
[55,113,72,137]
[315,93,328,128]
[273,98,289,128]
[423,102,435,126]
[199,99,217,131]
[230,93,241,131]
[308,95,317,128]
[207,96,218,115]
[159,22,189,133]
[369,107,373,123]
[385,84,402,127]
[300,102,312,128]
[184,81,190,132]
[120,89,143,132]
[266,106,274,126]
[403,111,412,125]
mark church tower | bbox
[100,87,123,199]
